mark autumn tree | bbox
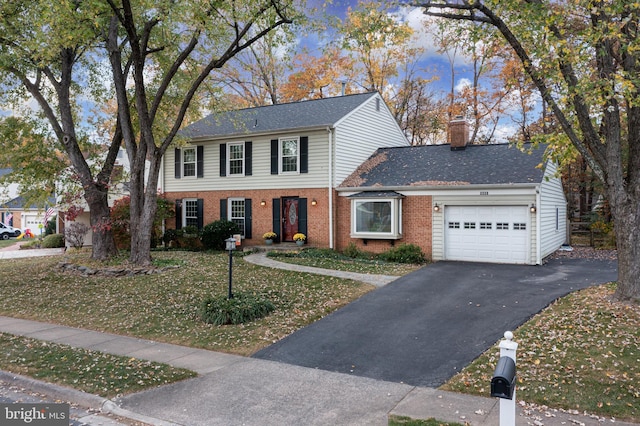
[104,0,297,265]
[0,1,121,259]
[280,47,354,102]
[417,0,640,302]
[337,0,414,94]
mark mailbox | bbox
[491,356,516,400]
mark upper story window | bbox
[183,147,197,177]
[280,137,299,174]
[350,195,402,239]
[174,146,203,179]
[228,143,244,176]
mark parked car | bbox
[0,222,21,240]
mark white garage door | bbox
[444,206,529,264]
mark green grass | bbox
[389,416,466,426]
[0,239,19,249]
[442,283,640,422]
[266,247,423,276]
[0,250,374,356]
[0,332,195,398]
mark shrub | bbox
[44,218,57,236]
[343,242,361,258]
[378,243,426,264]
[42,233,65,248]
[111,195,175,249]
[200,220,240,251]
[64,222,91,249]
[199,292,275,325]
[162,228,179,246]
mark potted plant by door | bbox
[263,231,277,245]
[293,233,306,246]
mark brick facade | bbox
[166,188,330,247]
[335,194,433,259]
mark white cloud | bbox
[454,77,472,93]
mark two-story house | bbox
[164,92,410,247]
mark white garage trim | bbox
[444,205,531,264]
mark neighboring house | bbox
[58,148,133,247]
[336,119,568,265]
[164,92,410,247]
[1,168,57,235]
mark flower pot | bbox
[296,240,304,247]
[265,239,273,245]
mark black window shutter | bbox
[197,146,204,178]
[298,198,308,238]
[174,148,181,179]
[197,198,204,229]
[245,199,252,239]
[272,198,281,242]
[220,199,228,220]
[245,141,252,176]
[270,139,278,175]
[175,199,182,229]
[300,136,308,173]
[219,144,226,177]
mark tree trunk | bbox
[83,186,118,261]
[128,154,161,266]
[610,193,640,302]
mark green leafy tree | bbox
[0,1,121,260]
[0,1,298,265]
[417,0,640,302]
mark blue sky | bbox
[298,1,537,142]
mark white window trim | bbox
[228,197,246,237]
[182,198,199,228]
[227,142,245,176]
[279,136,300,175]
[182,147,197,178]
[350,198,402,239]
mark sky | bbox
[301,0,534,142]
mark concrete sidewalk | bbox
[0,316,632,426]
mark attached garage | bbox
[444,205,530,264]
[338,133,568,265]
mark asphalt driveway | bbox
[253,258,618,387]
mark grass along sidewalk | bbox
[0,332,195,398]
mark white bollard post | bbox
[499,331,518,426]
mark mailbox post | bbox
[225,237,236,299]
[491,331,518,426]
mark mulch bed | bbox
[547,245,617,261]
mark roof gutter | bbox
[336,183,541,193]
[184,125,334,142]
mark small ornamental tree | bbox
[111,194,175,250]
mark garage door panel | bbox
[444,206,529,264]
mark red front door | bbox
[282,198,299,241]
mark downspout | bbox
[536,188,541,264]
[328,127,335,249]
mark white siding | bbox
[164,130,330,192]
[334,94,409,186]
[539,161,567,259]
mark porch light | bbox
[260,200,266,206]
[433,203,440,212]
[311,199,317,206]
[530,204,537,213]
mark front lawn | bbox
[442,283,640,422]
[0,250,373,356]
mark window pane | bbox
[229,199,246,236]
[183,148,196,177]
[356,201,392,233]
[184,200,199,228]
[280,139,298,173]
[281,140,297,156]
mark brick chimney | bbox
[449,116,469,150]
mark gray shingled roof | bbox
[340,143,546,188]
[181,92,378,138]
